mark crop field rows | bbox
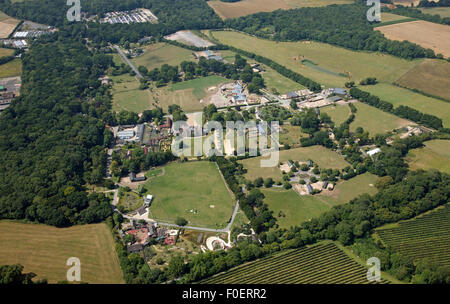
[200,243,388,284]
[376,205,450,267]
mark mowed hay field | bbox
[0,58,22,78]
[322,104,351,126]
[375,20,450,57]
[0,221,124,284]
[0,11,20,38]
[261,188,330,228]
[406,140,450,174]
[212,31,419,88]
[375,204,450,268]
[362,83,450,128]
[240,145,348,181]
[111,74,150,113]
[0,47,14,57]
[207,0,352,20]
[146,162,235,229]
[419,7,450,18]
[170,75,228,100]
[200,242,388,284]
[350,102,413,136]
[395,59,450,101]
[132,43,194,71]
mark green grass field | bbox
[406,139,450,174]
[350,102,413,136]
[263,173,378,228]
[0,221,124,284]
[419,7,450,18]
[375,204,450,268]
[323,172,379,204]
[111,74,150,113]
[395,59,450,101]
[132,43,195,71]
[322,104,351,126]
[380,12,413,23]
[262,67,305,94]
[0,58,21,78]
[362,83,450,128]
[212,31,420,88]
[0,48,14,57]
[279,124,308,147]
[146,161,235,229]
[170,75,228,99]
[262,188,330,228]
[240,146,349,181]
[200,242,388,284]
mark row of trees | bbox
[225,3,437,59]
[350,87,443,129]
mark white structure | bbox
[367,148,381,157]
[144,194,153,206]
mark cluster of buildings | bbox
[99,9,158,24]
[117,124,145,143]
[219,81,248,105]
[0,77,21,113]
[193,50,223,62]
[121,219,177,253]
[2,39,27,49]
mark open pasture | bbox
[350,102,413,136]
[406,139,450,174]
[395,59,450,101]
[212,31,419,88]
[240,145,348,181]
[132,43,195,71]
[111,74,150,113]
[200,242,388,284]
[207,0,353,20]
[419,7,450,18]
[0,58,22,78]
[362,83,450,128]
[261,188,330,229]
[375,20,450,57]
[0,221,124,284]
[146,161,235,229]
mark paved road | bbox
[121,200,240,233]
[114,46,143,78]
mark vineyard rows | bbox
[200,242,387,284]
[377,204,450,267]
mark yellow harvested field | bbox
[375,20,450,57]
[207,0,352,20]
[0,11,20,39]
[0,221,124,284]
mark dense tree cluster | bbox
[0,264,47,284]
[0,34,115,226]
[225,4,436,59]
